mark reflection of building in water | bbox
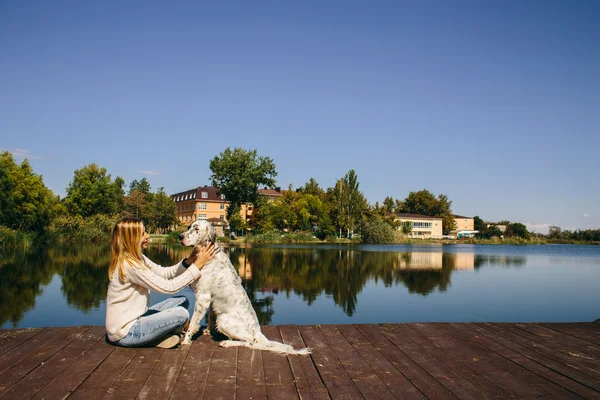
[395,252,443,269]
[394,252,474,270]
[238,254,252,280]
[453,253,475,270]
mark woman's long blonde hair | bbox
[109,218,145,281]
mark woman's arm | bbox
[127,262,202,294]
[144,244,216,279]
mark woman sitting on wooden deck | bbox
[105,218,216,349]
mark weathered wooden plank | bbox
[497,323,600,376]
[69,346,139,399]
[202,342,237,400]
[0,328,60,375]
[319,325,395,400]
[0,328,44,357]
[481,323,600,383]
[262,325,299,399]
[514,323,600,357]
[102,347,165,399]
[279,325,330,400]
[31,328,114,400]
[236,341,267,400]
[356,324,457,400]
[411,323,547,398]
[541,323,600,345]
[137,343,191,400]
[400,323,519,399]
[0,326,102,400]
[380,324,487,400]
[300,325,365,400]
[0,326,89,393]
[169,335,216,400]
[336,324,424,400]
[461,323,599,399]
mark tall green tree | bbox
[400,189,456,234]
[0,152,57,232]
[329,170,367,238]
[129,178,151,196]
[144,187,177,233]
[63,163,125,217]
[383,196,395,213]
[123,178,153,219]
[300,178,326,200]
[209,147,277,220]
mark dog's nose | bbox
[178,234,184,240]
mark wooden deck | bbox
[0,323,599,399]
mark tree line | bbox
[2,148,598,246]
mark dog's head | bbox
[179,220,217,247]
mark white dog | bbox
[179,220,310,355]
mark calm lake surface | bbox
[1,243,599,329]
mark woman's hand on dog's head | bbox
[189,243,217,270]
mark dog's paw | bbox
[202,329,211,336]
[181,337,193,345]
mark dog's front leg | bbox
[182,293,211,345]
[203,305,216,335]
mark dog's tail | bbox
[219,335,311,355]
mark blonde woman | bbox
[106,218,216,348]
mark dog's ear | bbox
[204,223,216,244]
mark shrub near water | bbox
[48,214,119,243]
[245,231,318,244]
[0,226,36,250]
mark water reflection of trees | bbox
[0,245,111,327]
[0,249,55,327]
[1,244,529,327]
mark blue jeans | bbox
[114,296,190,347]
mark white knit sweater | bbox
[105,255,201,342]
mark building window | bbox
[199,203,207,210]
[219,215,224,220]
[219,204,224,210]
[198,214,207,220]
[201,192,208,199]
[413,222,432,229]
[192,192,196,199]
[221,194,226,200]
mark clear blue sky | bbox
[1,1,598,233]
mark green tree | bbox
[505,222,530,240]
[361,216,395,243]
[0,151,57,232]
[400,189,456,234]
[209,147,277,220]
[144,187,177,233]
[330,170,367,238]
[383,196,395,213]
[547,226,562,239]
[123,178,153,219]
[129,178,151,196]
[473,215,487,232]
[299,178,326,200]
[64,163,124,217]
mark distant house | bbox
[170,186,230,232]
[389,213,443,239]
[170,185,284,235]
[258,187,284,202]
[453,215,474,231]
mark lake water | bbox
[1,243,599,329]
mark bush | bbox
[361,216,395,244]
[244,230,319,244]
[0,226,36,250]
[48,214,119,243]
